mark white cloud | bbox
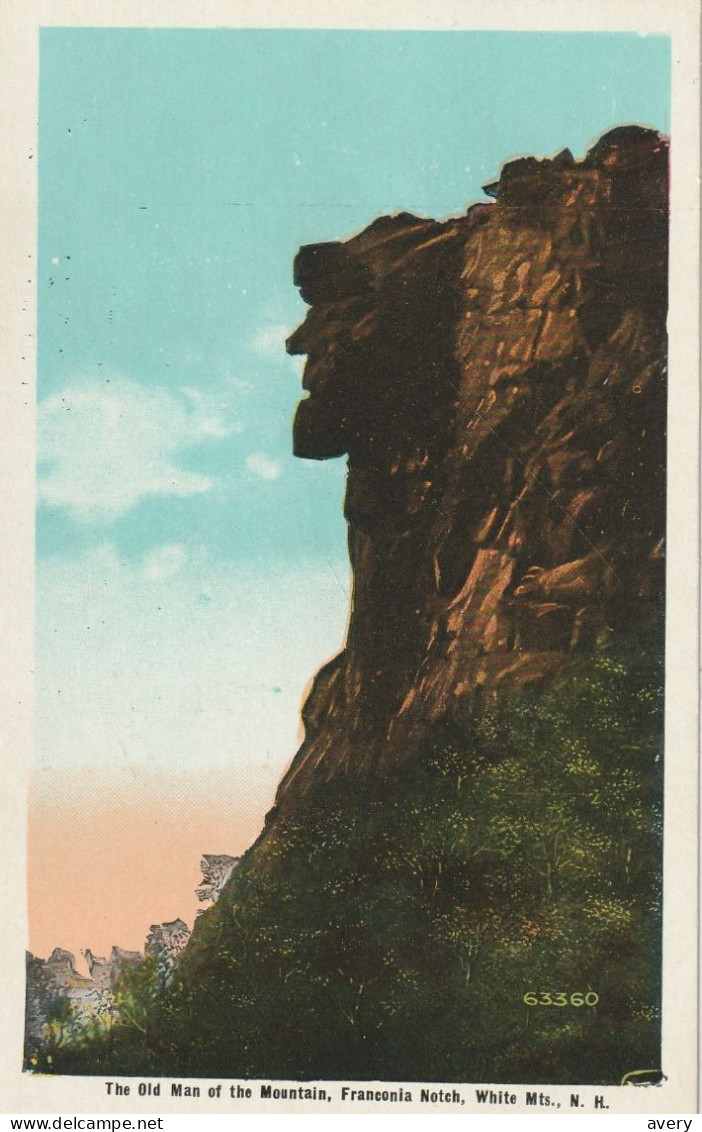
[250,323,291,360]
[38,376,236,522]
[181,387,241,437]
[246,452,281,481]
[142,543,188,582]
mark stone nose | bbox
[285,321,309,356]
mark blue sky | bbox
[36,28,671,792]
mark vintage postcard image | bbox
[1,0,699,1116]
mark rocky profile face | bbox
[277,125,668,801]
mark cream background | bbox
[0,0,698,1116]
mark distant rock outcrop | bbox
[195,854,239,909]
[24,946,139,1056]
[145,918,191,990]
[83,946,142,983]
[25,852,239,1058]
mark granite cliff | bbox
[273,124,667,807]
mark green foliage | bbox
[42,631,663,1083]
[43,995,78,1051]
[112,955,160,1037]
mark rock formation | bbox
[24,946,138,1055]
[274,125,667,806]
[195,854,239,909]
[83,946,142,983]
[145,918,191,990]
[25,852,239,1057]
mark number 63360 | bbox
[523,991,599,1007]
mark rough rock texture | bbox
[145,918,191,989]
[25,853,238,1055]
[275,125,667,806]
[195,854,240,908]
[83,946,142,984]
[24,946,139,1054]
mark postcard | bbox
[1,0,699,1117]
